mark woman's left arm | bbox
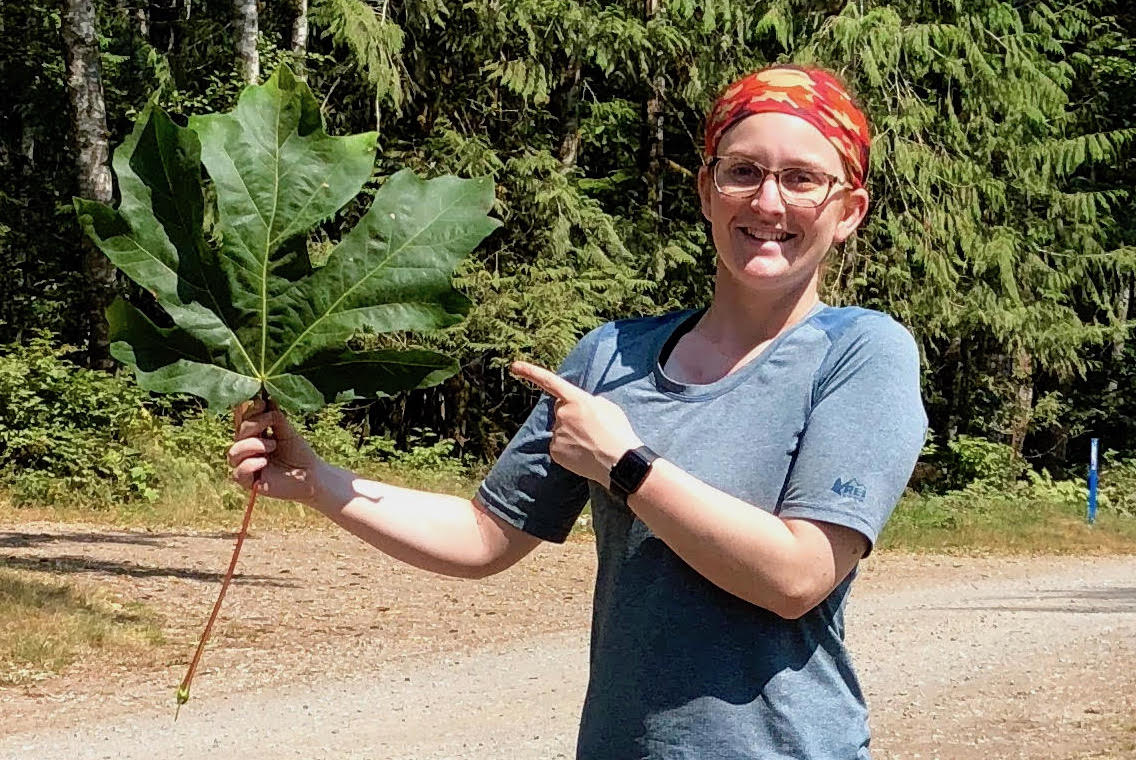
[628,459,867,618]
[509,361,866,619]
[510,320,924,619]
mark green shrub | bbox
[303,405,375,471]
[881,465,1100,551]
[1098,455,1136,518]
[0,334,479,513]
[0,334,161,506]
[944,435,1027,489]
[374,430,472,478]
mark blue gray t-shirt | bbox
[477,304,926,760]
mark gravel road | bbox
[1,533,1134,759]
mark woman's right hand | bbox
[228,399,326,505]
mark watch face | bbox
[611,447,658,496]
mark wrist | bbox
[602,437,645,471]
[303,459,352,514]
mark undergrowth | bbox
[0,336,484,530]
[881,443,1136,553]
[2,335,1135,552]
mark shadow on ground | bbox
[932,586,1136,614]
[0,530,249,549]
[0,554,294,586]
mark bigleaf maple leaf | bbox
[76,66,499,412]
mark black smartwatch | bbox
[609,445,660,499]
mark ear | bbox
[697,165,714,222]
[832,187,870,244]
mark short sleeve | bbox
[476,325,607,543]
[777,315,926,554]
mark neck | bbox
[697,266,821,355]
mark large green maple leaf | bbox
[76,67,499,412]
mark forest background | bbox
[1,0,1135,545]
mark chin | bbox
[719,254,816,296]
[723,260,791,290]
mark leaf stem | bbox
[174,393,270,720]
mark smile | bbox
[738,226,796,242]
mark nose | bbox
[750,173,786,216]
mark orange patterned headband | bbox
[704,66,871,189]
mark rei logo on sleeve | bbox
[831,478,867,502]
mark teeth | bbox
[741,227,791,242]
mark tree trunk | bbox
[150,0,179,54]
[62,0,117,370]
[944,336,965,441]
[234,0,259,83]
[555,61,582,169]
[1107,273,1131,394]
[126,0,149,38]
[292,0,308,77]
[1008,347,1033,458]
[643,0,663,221]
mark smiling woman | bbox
[699,110,869,309]
[229,64,927,760]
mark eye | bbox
[780,168,827,191]
[721,159,763,183]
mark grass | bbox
[0,566,163,685]
[878,486,1136,554]
[0,459,485,532]
[6,452,1135,552]
[1076,720,1136,758]
[1120,722,1136,754]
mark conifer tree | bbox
[2,0,1134,467]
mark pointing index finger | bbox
[510,361,587,401]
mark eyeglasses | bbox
[707,156,849,208]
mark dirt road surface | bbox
[1,524,1134,759]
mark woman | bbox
[230,64,926,759]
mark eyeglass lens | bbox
[713,157,835,207]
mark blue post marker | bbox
[1087,438,1099,525]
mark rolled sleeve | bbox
[777,316,926,554]
[477,325,606,543]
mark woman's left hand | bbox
[510,360,644,486]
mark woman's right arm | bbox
[228,401,542,579]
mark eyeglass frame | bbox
[704,155,852,208]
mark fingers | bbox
[231,456,268,489]
[510,361,587,402]
[234,400,252,433]
[233,397,278,427]
[227,435,277,468]
[230,399,294,489]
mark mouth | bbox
[738,226,797,244]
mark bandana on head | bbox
[704,66,871,189]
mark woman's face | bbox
[697,111,870,297]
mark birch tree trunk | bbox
[127,0,149,38]
[234,0,259,83]
[555,61,582,169]
[1008,347,1033,459]
[1107,274,1131,394]
[62,0,117,370]
[643,0,664,222]
[292,0,308,77]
